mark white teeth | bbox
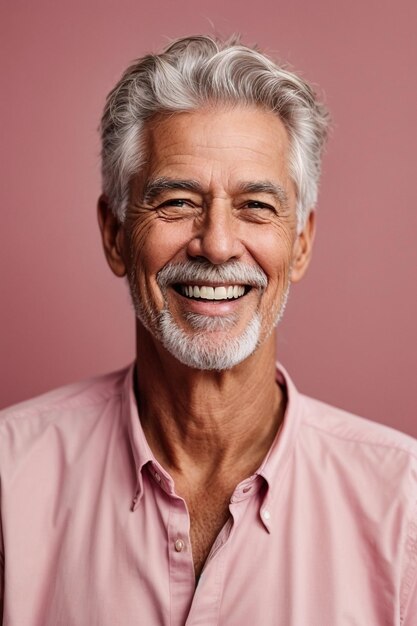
[214,286,227,300]
[180,285,246,300]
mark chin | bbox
[158,309,262,371]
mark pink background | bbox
[1,0,416,436]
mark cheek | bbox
[126,208,154,260]
[246,226,295,331]
[127,215,193,307]
[246,224,296,282]
[138,221,193,269]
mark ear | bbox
[290,210,316,283]
[97,194,127,277]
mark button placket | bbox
[174,538,185,552]
[167,498,195,626]
[259,491,273,532]
[188,517,232,624]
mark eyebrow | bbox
[141,176,289,208]
[235,181,290,209]
[142,178,202,204]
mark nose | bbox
[186,202,245,265]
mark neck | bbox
[134,323,285,486]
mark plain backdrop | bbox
[1,0,416,436]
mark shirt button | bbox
[262,509,271,520]
[154,472,161,482]
[174,539,185,552]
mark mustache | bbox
[156,260,268,290]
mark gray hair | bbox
[100,35,330,228]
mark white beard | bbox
[128,260,290,371]
[158,309,262,370]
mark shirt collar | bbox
[257,362,303,486]
[122,360,304,517]
[122,363,154,510]
[255,363,304,530]
[122,363,181,510]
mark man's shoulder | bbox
[0,365,131,428]
[0,365,133,489]
[299,392,417,460]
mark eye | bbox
[243,200,276,212]
[154,197,200,221]
[158,198,192,208]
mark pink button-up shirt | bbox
[1,363,416,625]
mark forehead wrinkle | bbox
[177,143,282,159]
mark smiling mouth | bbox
[174,284,252,301]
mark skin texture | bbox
[98,105,315,578]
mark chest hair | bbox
[185,488,232,579]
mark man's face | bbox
[115,106,312,370]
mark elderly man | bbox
[1,35,416,625]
